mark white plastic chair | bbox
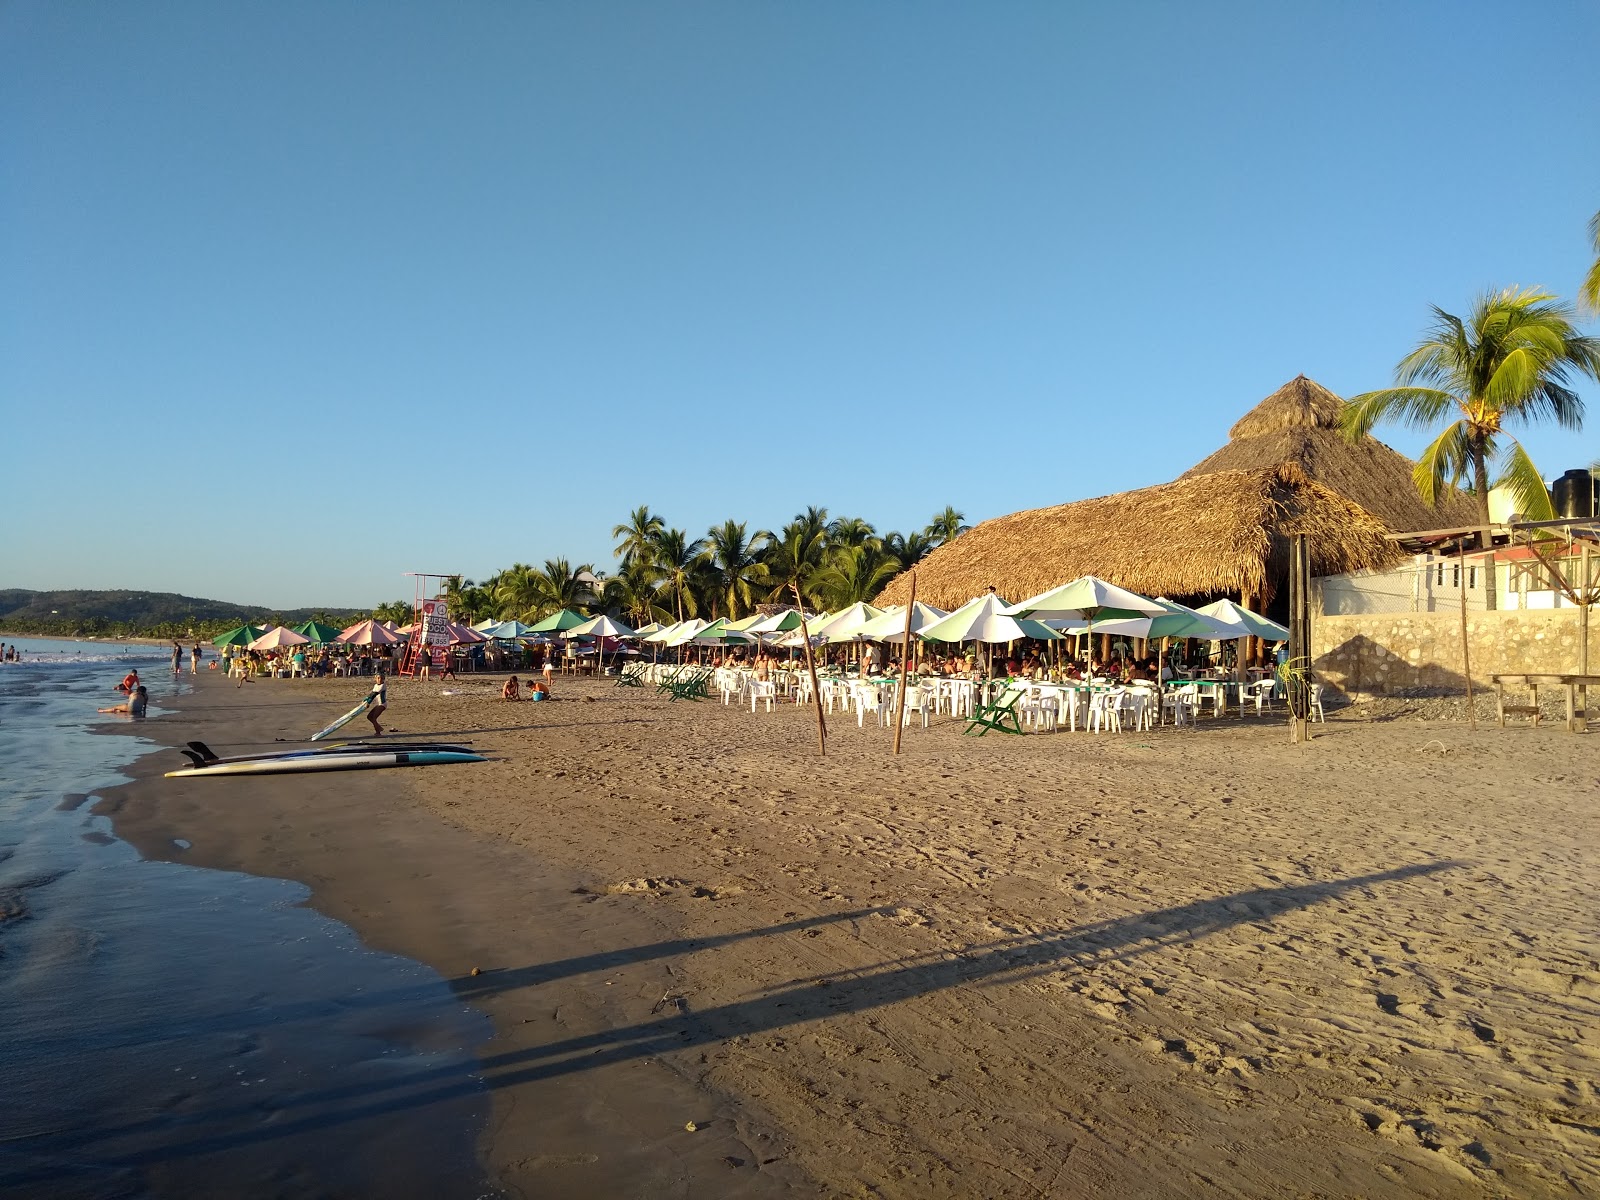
[854,683,884,727]
[1246,679,1275,716]
[1162,685,1197,727]
[1308,682,1326,723]
[1022,687,1058,732]
[899,684,931,728]
[1124,686,1158,731]
[1088,688,1124,733]
[750,680,777,712]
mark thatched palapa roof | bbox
[1180,375,1477,531]
[876,462,1399,609]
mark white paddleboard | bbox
[166,750,484,778]
[310,696,373,741]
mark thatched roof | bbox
[1180,375,1478,532]
[877,463,1400,609]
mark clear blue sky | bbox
[4,2,1597,609]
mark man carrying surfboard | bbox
[367,669,388,736]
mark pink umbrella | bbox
[446,622,486,644]
[337,619,404,646]
[248,625,312,651]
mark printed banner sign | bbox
[421,599,452,646]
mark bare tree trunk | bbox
[1472,441,1497,611]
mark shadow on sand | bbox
[0,861,1458,1184]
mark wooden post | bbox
[793,583,826,756]
[1459,550,1476,731]
[1286,535,1313,744]
[892,574,917,755]
[1582,543,1591,676]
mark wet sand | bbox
[105,671,1599,1198]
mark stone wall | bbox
[1313,610,1596,696]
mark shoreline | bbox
[93,671,1599,1197]
[96,673,808,1198]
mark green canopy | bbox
[213,624,267,648]
[528,608,589,633]
[292,620,344,644]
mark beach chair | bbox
[615,663,647,687]
[666,668,713,702]
[655,666,686,695]
[963,683,1027,736]
[750,680,778,713]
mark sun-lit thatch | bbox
[1180,375,1478,531]
[877,463,1399,609]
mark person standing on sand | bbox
[366,669,388,736]
[415,643,431,681]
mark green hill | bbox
[0,589,367,639]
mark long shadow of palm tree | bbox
[0,862,1458,1184]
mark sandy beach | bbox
[101,671,1599,1198]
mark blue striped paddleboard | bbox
[311,696,373,741]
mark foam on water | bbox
[0,640,496,1198]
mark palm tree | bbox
[925,506,970,545]
[811,542,901,609]
[763,513,831,606]
[827,515,875,548]
[702,520,771,619]
[1582,210,1600,316]
[1341,287,1600,609]
[612,506,665,567]
[371,600,411,624]
[495,565,543,621]
[530,558,594,618]
[651,528,708,623]
[600,559,666,628]
[883,529,935,568]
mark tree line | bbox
[408,506,972,628]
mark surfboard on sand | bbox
[166,750,485,778]
[179,739,474,769]
[311,696,373,741]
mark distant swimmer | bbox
[99,685,148,717]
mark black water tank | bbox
[1551,469,1596,519]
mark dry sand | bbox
[105,671,1599,1198]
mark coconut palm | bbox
[827,515,876,548]
[492,563,544,622]
[1342,287,1600,608]
[651,527,708,623]
[811,541,901,609]
[612,506,665,567]
[529,558,595,618]
[1582,210,1600,316]
[925,506,969,545]
[884,529,935,569]
[371,599,411,624]
[600,559,667,627]
[763,512,831,606]
[702,520,771,619]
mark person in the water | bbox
[99,685,148,717]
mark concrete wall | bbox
[1313,609,1597,696]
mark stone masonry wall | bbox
[1313,610,1597,697]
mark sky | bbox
[4,2,1598,610]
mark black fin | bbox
[179,749,205,767]
[186,740,219,762]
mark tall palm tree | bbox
[1341,287,1600,609]
[651,528,708,623]
[702,520,771,619]
[612,506,665,567]
[1582,209,1600,316]
[439,575,492,624]
[925,506,970,545]
[763,514,831,606]
[811,542,901,609]
[883,529,935,568]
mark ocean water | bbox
[0,638,496,1198]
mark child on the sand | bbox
[502,676,521,701]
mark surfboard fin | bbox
[186,740,219,762]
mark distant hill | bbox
[0,589,367,639]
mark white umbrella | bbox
[808,602,884,642]
[1197,599,1288,641]
[662,618,711,647]
[563,615,637,673]
[853,602,950,641]
[1004,576,1166,672]
[918,593,1059,644]
[248,625,311,651]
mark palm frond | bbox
[1341,388,1456,439]
[1411,423,1473,505]
[1492,439,1556,521]
[1583,209,1600,315]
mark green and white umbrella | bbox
[853,602,950,641]
[808,602,884,642]
[919,592,1060,644]
[1197,598,1288,641]
[1003,576,1165,668]
[691,618,756,647]
[528,608,589,634]
[1049,597,1237,641]
[747,608,807,634]
[292,620,344,644]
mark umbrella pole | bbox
[892,573,916,756]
